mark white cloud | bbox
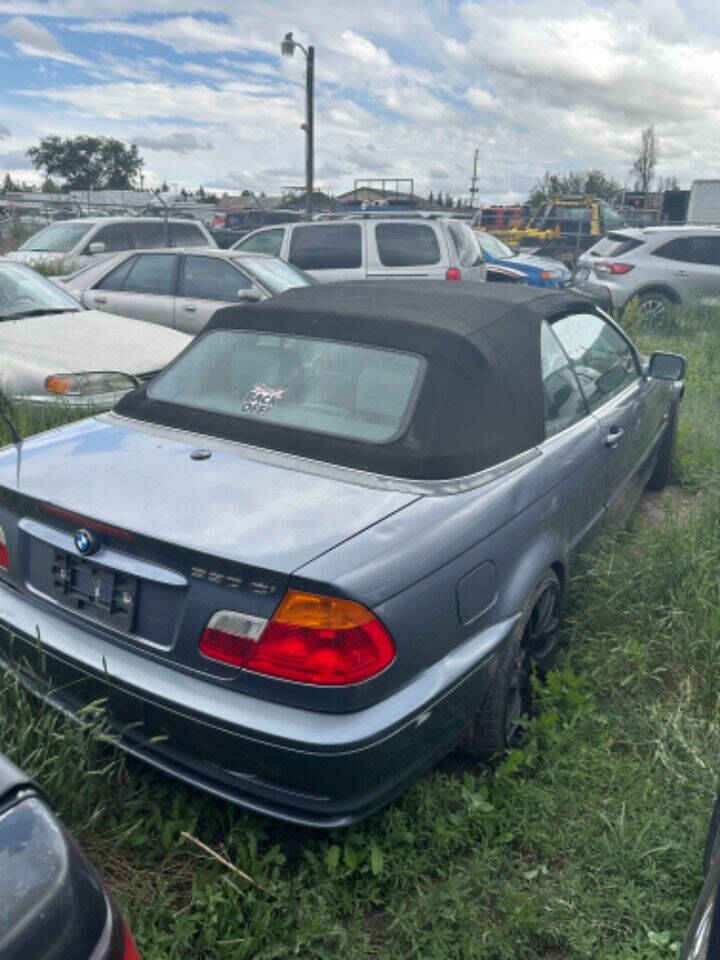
[67,15,277,55]
[133,131,213,153]
[1,15,88,65]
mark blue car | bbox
[475,230,572,288]
[0,283,684,827]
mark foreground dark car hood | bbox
[0,415,419,573]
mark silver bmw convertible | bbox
[0,282,685,827]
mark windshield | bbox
[149,330,423,443]
[18,222,91,253]
[0,263,82,319]
[476,231,515,259]
[238,257,316,294]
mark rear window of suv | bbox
[589,233,645,258]
[375,223,441,267]
[149,330,424,443]
[289,223,362,270]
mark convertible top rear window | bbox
[149,331,423,443]
[117,281,599,479]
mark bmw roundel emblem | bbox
[74,528,98,556]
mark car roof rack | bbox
[311,211,447,221]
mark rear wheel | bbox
[646,408,677,491]
[635,289,674,319]
[460,570,562,760]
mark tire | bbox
[703,792,720,876]
[460,570,562,760]
[646,408,677,491]
[635,289,674,319]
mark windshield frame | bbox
[476,231,516,260]
[17,222,93,254]
[236,256,316,294]
[0,262,83,320]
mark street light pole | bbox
[281,32,315,218]
[305,45,314,219]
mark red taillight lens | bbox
[199,611,268,667]
[446,267,462,281]
[199,592,396,685]
[594,261,635,275]
[0,526,9,570]
[122,922,141,960]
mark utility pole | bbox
[469,148,479,210]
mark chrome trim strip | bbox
[101,412,541,496]
[18,517,188,587]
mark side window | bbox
[375,223,441,267]
[652,237,695,263]
[551,313,639,411]
[121,254,177,295]
[96,255,136,291]
[236,228,285,256]
[128,221,167,249]
[169,223,207,247]
[87,223,132,253]
[541,322,588,437]
[288,224,362,270]
[447,221,482,266]
[688,236,720,266]
[182,256,252,301]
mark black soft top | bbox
[116,281,598,480]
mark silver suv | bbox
[5,216,215,273]
[231,214,487,283]
[574,226,720,316]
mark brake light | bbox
[446,267,462,281]
[122,923,141,960]
[594,261,635,275]
[199,591,396,685]
[0,526,8,570]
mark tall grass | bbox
[0,304,719,958]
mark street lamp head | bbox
[281,32,296,57]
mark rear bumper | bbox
[0,581,512,828]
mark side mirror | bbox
[88,241,106,254]
[236,288,263,303]
[649,351,686,381]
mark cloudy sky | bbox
[0,0,717,201]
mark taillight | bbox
[594,261,635,275]
[122,923,141,960]
[446,267,462,281]
[0,526,8,570]
[199,591,396,685]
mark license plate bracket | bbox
[51,551,138,632]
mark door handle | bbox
[182,304,197,313]
[93,296,107,304]
[605,427,624,448]
[674,270,690,277]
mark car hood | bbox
[0,310,190,381]
[0,415,420,574]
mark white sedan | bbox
[0,262,191,408]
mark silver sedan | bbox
[56,248,316,334]
[0,262,190,407]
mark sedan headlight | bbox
[44,372,138,396]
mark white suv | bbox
[574,226,720,316]
[231,215,488,284]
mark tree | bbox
[436,190,444,207]
[160,180,169,192]
[445,193,454,208]
[455,197,463,209]
[428,189,435,206]
[631,125,658,192]
[27,136,143,191]
[197,185,205,200]
[528,168,624,207]
[41,177,61,194]
[659,175,680,191]
[2,173,17,193]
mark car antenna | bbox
[0,395,23,485]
